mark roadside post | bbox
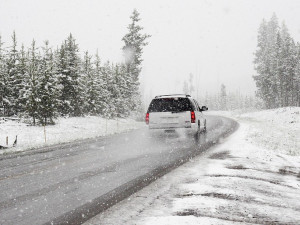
[44,124,47,143]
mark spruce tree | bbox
[82,51,97,114]
[0,36,7,116]
[102,61,115,118]
[254,14,280,108]
[38,41,59,125]
[280,23,297,106]
[253,19,269,107]
[295,44,300,106]
[112,63,127,117]
[5,31,19,116]
[26,40,40,125]
[57,34,83,116]
[17,44,30,115]
[122,9,150,113]
[94,51,109,115]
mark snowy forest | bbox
[183,74,260,111]
[200,85,260,111]
[0,9,150,125]
[254,13,300,108]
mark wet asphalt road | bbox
[0,116,237,225]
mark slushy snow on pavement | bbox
[85,107,300,225]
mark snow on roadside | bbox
[85,107,300,225]
[208,107,300,156]
[0,116,145,154]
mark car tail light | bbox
[191,111,195,123]
[146,113,149,124]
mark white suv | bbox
[145,94,208,134]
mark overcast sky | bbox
[1,0,300,102]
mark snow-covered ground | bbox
[0,116,144,155]
[85,107,300,225]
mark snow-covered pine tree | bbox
[112,63,127,117]
[17,44,30,115]
[267,14,280,108]
[5,31,19,116]
[101,61,115,118]
[82,51,97,115]
[26,40,40,125]
[122,9,150,114]
[280,23,297,106]
[254,19,268,108]
[94,51,109,115]
[57,34,84,116]
[274,31,284,107]
[37,41,59,125]
[254,14,280,109]
[295,43,300,106]
[56,43,68,115]
[119,63,132,117]
[0,35,7,116]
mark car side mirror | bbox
[201,106,208,111]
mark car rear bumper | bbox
[148,123,197,131]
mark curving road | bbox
[0,116,237,225]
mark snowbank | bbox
[0,116,145,154]
[208,107,300,156]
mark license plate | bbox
[162,118,177,123]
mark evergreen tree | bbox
[0,36,7,116]
[5,31,19,116]
[17,44,30,115]
[253,19,268,107]
[26,40,40,125]
[57,34,84,116]
[102,61,116,118]
[37,41,59,125]
[122,9,150,113]
[94,51,109,115]
[82,51,97,114]
[119,63,131,116]
[112,63,127,117]
[280,23,297,106]
[295,44,300,106]
[254,14,279,108]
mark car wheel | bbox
[203,119,207,132]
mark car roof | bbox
[154,94,191,99]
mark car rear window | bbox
[147,98,193,112]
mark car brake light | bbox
[146,113,149,124]
[191,111,195,123]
